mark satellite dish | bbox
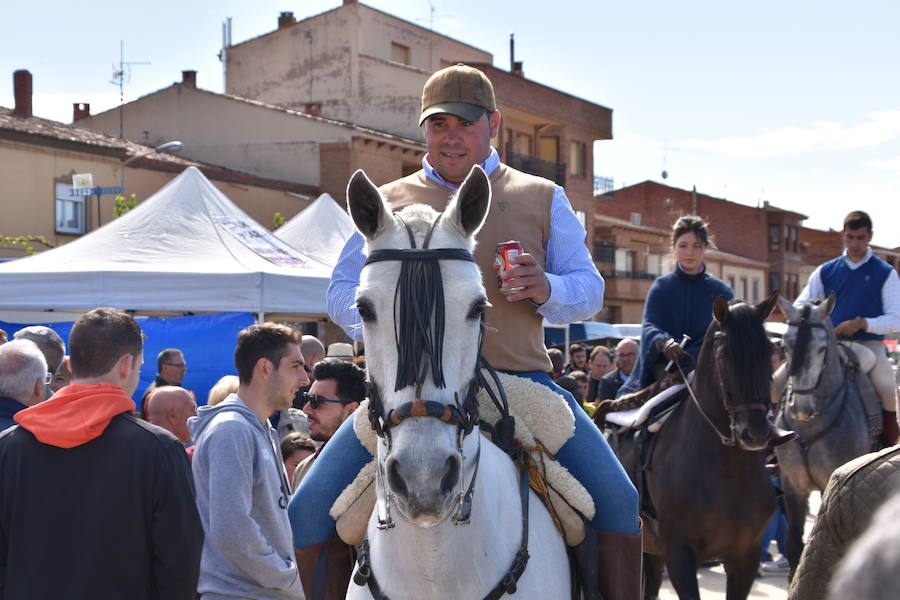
[661,170,668,179]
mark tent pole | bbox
[257,311,265,324]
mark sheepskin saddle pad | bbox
[330,370,596,547]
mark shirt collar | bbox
[842,247,873,267]
[422,147,500,190]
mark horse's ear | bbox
[712,295,730,325]
[777,293,796,320]
[756,289,779,320]
[821,292,837,317]
[445,165,491,237]
[346,170,392,239]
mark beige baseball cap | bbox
[419,64,496,126]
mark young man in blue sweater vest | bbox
[792,211,900,444]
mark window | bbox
[390,42,410,65]
[647,254,661,276]
[768,224,780,251]
[55,183,85,234]
[569,141,586,177]
[740,278,748,300]
[593,240,615,264]
[615,248,636,277]
[728,276,736,291]
[630,212,641,226]
[752,278,760,302]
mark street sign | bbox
[69,186,125,198]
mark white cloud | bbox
[678,110,900,159]
[872,155,900,171]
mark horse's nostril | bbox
[387,457,409,499]
[439,455,460,496]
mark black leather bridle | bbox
[353,212,531,600]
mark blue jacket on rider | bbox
[617,265,733,398]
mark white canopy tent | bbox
[275,192,355,268]
[0,167,333,317]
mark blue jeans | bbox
[760,477,788,561]
[288,371,639,548]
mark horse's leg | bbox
[643,553,664,600]
[722,551,759,600]
[781,477,809,580]
[664,541,700,600]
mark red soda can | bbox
[495,240,525,295]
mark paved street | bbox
[656,492,820,599]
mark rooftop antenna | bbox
[110,41,150,139]
[661,140,679,180]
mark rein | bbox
[354,212,532,599]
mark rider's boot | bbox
[295,539,352,600]
[596,522,643,600]
[881,410,899,446]
[768,418,798,447]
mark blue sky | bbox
[3,0,898,248]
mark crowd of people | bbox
[0,62,897,600]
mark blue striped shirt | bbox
[327,148,605,341]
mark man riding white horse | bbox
[289,64,641,599]
[773,210,900,445]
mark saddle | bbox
[331,371,595,547]
[595,371,692,433]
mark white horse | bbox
[344,166,570,600]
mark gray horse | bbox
[775,294,878,577]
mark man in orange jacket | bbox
[0,307,203,600]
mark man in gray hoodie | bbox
[190,323,309,600]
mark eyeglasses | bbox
[165,362,187,369]
[300,392,352,410]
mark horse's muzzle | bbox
[386,450,461,523]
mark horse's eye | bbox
[356,299,376,323]
[467,300,487,320]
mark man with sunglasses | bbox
[141,348,187,411]
[292,358,366,488]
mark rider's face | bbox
[423,111,500,184]
[674,232,706,275]
[842,226,872,262]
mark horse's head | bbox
[348,166,490,525]
[704,292,779,451]
[778,293,837,420]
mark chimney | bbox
[512,61,524,77]
[73,103,91,122]
[182,70,197,89]
[13,70,32,117]
[278,11,295,28]
[343,0,358,5]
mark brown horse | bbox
[620,294,778,600]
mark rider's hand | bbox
[501,253,551,305]
[835,317,867,338]
[661,338,689,363]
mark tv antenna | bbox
[110,40,150,139]
[661,140,679,180]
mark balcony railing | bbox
[596,267,659,280]
[505,150,566,186]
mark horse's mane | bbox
[389,204,455,391]
[790,304,813,376]
[704,301,773,401]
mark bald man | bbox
[145,386,197,445]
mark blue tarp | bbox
[544,321,624,348]
[0,312,254,411]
